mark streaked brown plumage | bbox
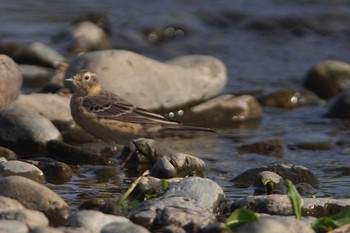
[67,71,213,146]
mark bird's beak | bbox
[65,78,73,82]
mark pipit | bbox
[66,70,214,149]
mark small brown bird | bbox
[66,70,213,147]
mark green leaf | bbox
[285,179,302,220]
[312,207,350,233]
[161,179,169,191]
[226,208,260,231]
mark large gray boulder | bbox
[65,50,227,110]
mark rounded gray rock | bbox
[0,208,49,228]
[12,93,72,130]
[0,55,22,109]
[102,222,150,233]
[0,160,45,183]
[69,210,130,233]
[65,50,227,110]
[0,220,28,233]
[0,176,70,226]
[0,106,62,155]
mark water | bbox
[2,0,350,208]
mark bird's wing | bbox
[82,95,179,125]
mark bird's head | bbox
[66,70,101,95]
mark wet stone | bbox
[231,162,319,188]
[0,160,45,183]
[304,60,350,99]
[327,88,350,119]
[79,198,120,215]
[25,160,73,184]
[46,140,113,165]
[238,139,284,157]
[183,94,263,125]
[258,88,320,108]
[0,55,22,109]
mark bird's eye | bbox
[84,75,90,81]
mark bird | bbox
[66,70,214,148]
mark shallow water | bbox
[2,0,350,208]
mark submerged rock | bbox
[304,60,350,99]
[0,55,22,109]
[65,50,227,110]
[231,162,319,188]
[258,88,320,108]
[238,139,284,157]
[327,88,350,118]
[180,94,263,125]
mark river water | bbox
[1,0,350,207]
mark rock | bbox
[0,196,24,210]
[12,93,72,130]
[69,210,130,233]
[14,42,66,69]
[19,65,55,88]
[231,162,319,188]
[304,60,350,99]
[65,50,227,110]
[0,55,22,109]
[238,216,315,233]
[327,88,350,118]
[181,94,263,125]
[53,13,112,54]
[150,152,207,178]
[0,147,17,160]
[0,106,62,155]
[289,133,334,150]
[238,139,284,157]
[0,176,70,226]
[0,160,45,183]
[258,88,320,108]
[25,160,72,184]
[231,195,350,218]
[200,222,227,233]
[79,198,120,215]
[30,226,64,233]
[102,222,150,233]
[129,177,226,230]
[0,209,48,228]
[46,140,114,165]
[0,220,29,233]
[252,171,286,195]
[132,177,182,201]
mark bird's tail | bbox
[160,125,216,133]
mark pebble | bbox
[19,65,55,88]
[0,55,22,109]
[65,50,227,110]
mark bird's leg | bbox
[120,140,137,169]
